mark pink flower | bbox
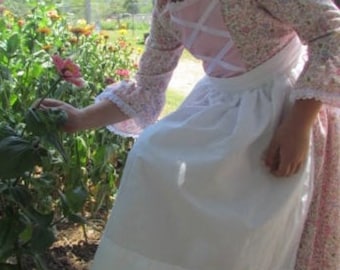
[52,55,85,87]
[116,69,130,79]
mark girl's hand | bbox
[264,99,322,178]
[264,118,311,177]
[36,98,83,133]
[36,98,129,132]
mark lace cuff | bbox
[291,88,340,108]
[95,82,148,138]
[95,79,167,137]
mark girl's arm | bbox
[41,4,184,137]
[258,0,339,176]
[257,0,340,107]
[39,98,128,133]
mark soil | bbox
[22,219,106,270]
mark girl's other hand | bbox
[264,118,311,177]
[264,99,322,178]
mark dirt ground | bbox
[168,58,204,94]
[22,219,105,270]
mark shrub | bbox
[0,0,136,268]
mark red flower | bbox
[116,69,130,79]
[52,55,85,87]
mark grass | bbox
[160,89,186,118]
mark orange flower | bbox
[100,30,110,40]
[17,19,25,28]
[42,44,52,51]
[108,45,116,52]
[47,10,60,21]
[69,24,94,36]
[69,26,83,36]
[83,24,94,36]
[37,26,51,35]
[52,55,85,87]
[68,36,78,45]
[118,39,127,48]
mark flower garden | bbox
[0,0,141,269]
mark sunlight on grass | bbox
[160,89,186,118]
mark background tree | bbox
[123,0,140,15]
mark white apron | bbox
[92,37,314,270]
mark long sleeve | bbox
[256,0,340,107]
[96,5,184,137]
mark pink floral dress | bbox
[94,1,340,269]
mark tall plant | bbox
[0,0,137,268]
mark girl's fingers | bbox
[264,140,279,168]
[39,98,64,107]
[292,163,302,175]
[275,161,291,177]
[272,148,292,177]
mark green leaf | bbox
[6,34,20,55]
[64,186,88,213]
[30,226,55,253]
[0,123,17,140]
[9,94,17,107]
[19,224,33,244]
[0,182,8,193]
[26,207,54,227]
[9,186,32,206]
[58,190,70,215]
[0,136,38,179]
[0,218,18,261]
[0,263,19,270]
[32,253,48,270]
[0,19,6,32]
[30,62,44,78]
[0,64,11,80]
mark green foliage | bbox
[101,19,150,33]
[0,1,136,268]
[2,0,153,24]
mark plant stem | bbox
[35,78,62,108]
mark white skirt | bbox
[92,37,314,270]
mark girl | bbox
[41,0,340,269]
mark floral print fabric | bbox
[96,9,184,136]
[95,0,340,269]
[97,0,339,136]
[296,108,340,269]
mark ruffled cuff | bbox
[291,88,340,108]
[95,82,147,138]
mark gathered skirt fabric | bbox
[92,37,316,270]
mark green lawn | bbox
[160,89,186,118]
